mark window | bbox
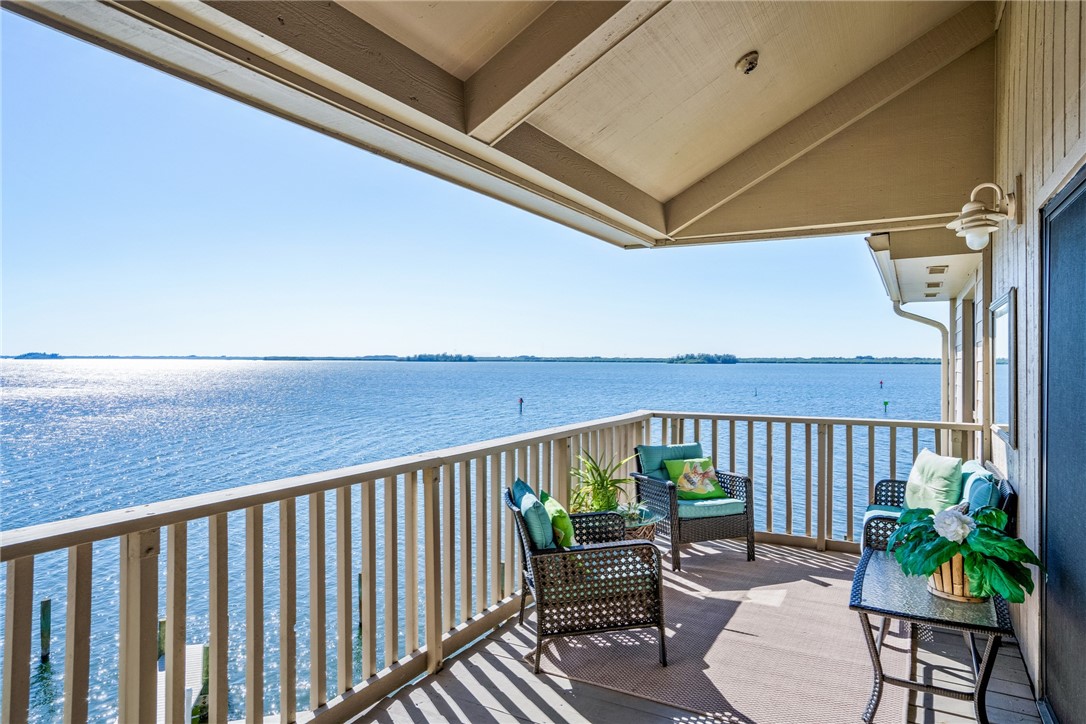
[990,288,1016,447]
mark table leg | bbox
[905,622,918,714]
[857,612,885,723]
[973,634,1002,724]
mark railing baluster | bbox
[554,437,571,508]
[475,456,487,615]
[729,421,736,472]
[784,423,793,536]
[441,463,455,629]
[765,422,774,532]
[542,441,552,496]
[209,514,228,724]
[889,426,898,479]
[711,419,719,468]
[279,499,297,724]
[503,451,515,598]
[63,544,92,724]
[489,456,501,607]
[119,528,160,724]
[3,556,33,724]
[671,417,680,444]
[868,426,876,501]
[458,460,471,623]
[805,425,813,537]
[846,425,854,542]
[165,525,186,724]
[912,427,920,461]
[335,486,353,692]
[382,477,397,670]
[360,481,377,681]
[245,506,264,724]
[816,425,827,550]
[404,472,419,652]
[934,426,943,455]
[308,494,327,707]
[746,420,755,482]
[826,426,835,540]
[693,417,700,444]
[422,466,442,674]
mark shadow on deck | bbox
[363,542,1039,724]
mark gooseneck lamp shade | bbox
[946,182,1016,251]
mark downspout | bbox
[892,302,950,425]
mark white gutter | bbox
[893,302,950,425]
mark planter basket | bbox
[927,553,989,603]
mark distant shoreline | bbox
[5,353,939,364]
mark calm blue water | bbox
[0,360,939,720]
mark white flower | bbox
[933,507,976,543]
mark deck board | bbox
[363,547,1041,724]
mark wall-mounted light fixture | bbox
[946,182,1017,251]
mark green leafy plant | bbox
[570,451,638,519]
[887,503,1042,603]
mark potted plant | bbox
[887,503,1041,603]
[570,452,652,537]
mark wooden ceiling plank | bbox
[207,0,465,132]
[465,0,668,145]
[665,1,997,236]
[495,124,665,231]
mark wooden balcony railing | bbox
[0,410,982,723]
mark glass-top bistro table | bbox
[849,549,1014,724]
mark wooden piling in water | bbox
[39,599,51,662]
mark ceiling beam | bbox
[465,1,668,145]
[207,0,465,132]
[495,124,665,232]
[664,1,997,236]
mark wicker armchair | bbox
[632,447,755,571]
[503,489,666,673]
[862,465,1017,550]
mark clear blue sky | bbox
[2,12,944,359]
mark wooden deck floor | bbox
[362,546,1041,724]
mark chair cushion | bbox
[519,493,556,550]
[540,490,578,547]
[664,458,726,500]
[676,497,745,519]
[512,478,535,508]
[636,443,704,481]
[904,449,963,511]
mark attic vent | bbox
[926,282,943,289]
[924,292,939,298]
[928,265,949,275]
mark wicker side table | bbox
[624,511,664,541]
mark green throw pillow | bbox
[519,493,556,550]
[664,457,726,500]
[904,449,963,511]
[540,490,578,547]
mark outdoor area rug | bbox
[522,540,913,723]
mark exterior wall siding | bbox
[992,0,1086,683]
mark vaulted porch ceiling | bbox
[6,0,998,251]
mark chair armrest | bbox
[531,540,662,602]
[570,511,625,544]
[632,472,677,521]
[715,471,752,502]
[873,479,908,507]
[862,514,901,551]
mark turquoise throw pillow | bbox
[540,490,578,547]
[512,478,534,507]
[960,460,994,502]
[968,480,1001,513]
[663,458,726,500]
[519,493,555,550]
[904,449,963,511]
[636,443,704,481]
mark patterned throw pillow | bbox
[664,458,726,500]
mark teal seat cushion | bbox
[676,497,745,519]
[904,449,963,511]
[519,493,556,550]
[512,478,534,507]
[968,480,1001,513]
[636,443,704,481]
